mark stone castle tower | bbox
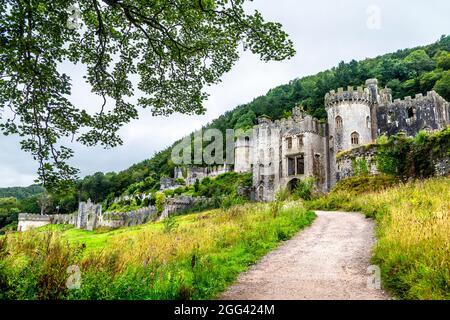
[235,78,450,201]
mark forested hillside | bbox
[4,35,450,215]
[0,185,44,200]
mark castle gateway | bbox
[234,79,450,201]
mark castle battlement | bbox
[390,91,448,107]
[325,85,372,108]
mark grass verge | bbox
[0,201,315,300]
[306,177,450,300]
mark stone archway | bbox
[287,178,300,192]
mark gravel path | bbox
[221,211,390,300]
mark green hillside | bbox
[0,185,45,200]
[21,35,450,214]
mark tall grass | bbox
[0,202,315,300]
[307,177,450,300]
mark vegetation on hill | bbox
[0,185,44,200]
[306,177,450,300]
[0,202,315,300]
[63,35,450,210]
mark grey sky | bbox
[1,0,449,187]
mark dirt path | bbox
[221,211,390,300]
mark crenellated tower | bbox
[325,79,379,184]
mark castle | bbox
[234,79,450,201]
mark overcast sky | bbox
[1,0,449,187]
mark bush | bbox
[292,177,315,201]
[221,195,245,210]
[155,192,166,214]
[331,175,398,195]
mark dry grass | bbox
[307,177,450,300]
[0,201,315,300]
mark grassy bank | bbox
[0,202,315,300]
[307,177,450,300]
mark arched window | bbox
[366,116,371,129]
[351,132,360,145]
[244,136,250,143]
[336,116,343,129]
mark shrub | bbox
[275,187,291,202]
[292,177,315,201]
[331,175,398,195]
[155,192,166,214]
[163,215,178,233]
[221,195,245,210]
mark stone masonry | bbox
[234,78,450,201]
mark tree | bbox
[403,49,436,76]
[0,0,296,189]
[37,192,53,215]
[433,70,450,101]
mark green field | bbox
[0,202,315,300]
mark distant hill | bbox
[0,185,45,200]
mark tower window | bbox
[287,137,292,149]
[245,137,250,143]
[336,116,343,129]
[351,132,360,145]
[387,111,395,124]
[288,157,295,176]
[366,116,371,129]
[408,107,416,121]
[296,154,305,175]
[298,134,304,147]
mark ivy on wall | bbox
[376,128,450,180]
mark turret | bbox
[326,79,379,185]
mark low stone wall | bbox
[336,143,450,181]
[434,156,450,177]
[336,145,379,181]
[18,214,51,232]
[101,207,158,228]
[18,196,214,232]
[158,196,213,220]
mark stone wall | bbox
[433,156,450,177]
[17,196,213,232]
[377,91,449,137]
[336,145,379,181]
[335,143,450,181]
[18,214,52,232]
